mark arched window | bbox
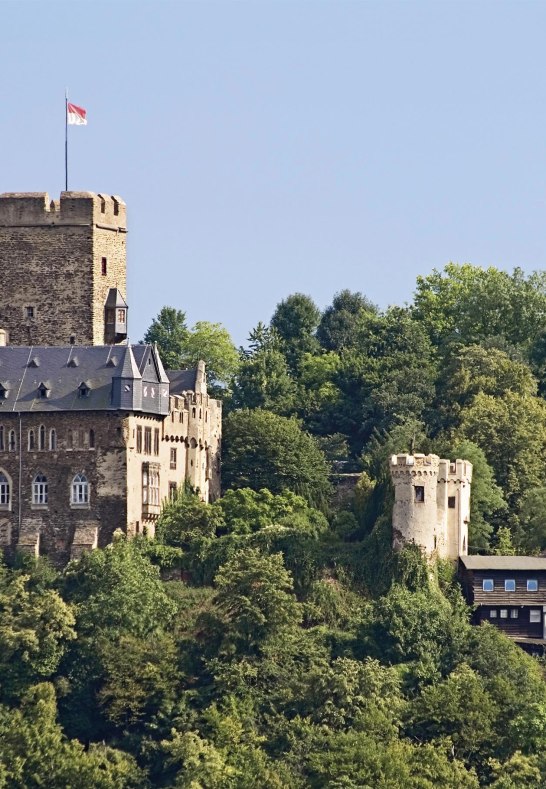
[32,474,48,505]
[49,428,57,450]
[71,473,89,505]
[39,424,46,450]
[8,431,16,451]
[89,429,95,449]
[67,429,73,449]
[0,472,10,508]
[28,429,35,451]
[192,408,196,418]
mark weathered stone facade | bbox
[0,192,222,565]
[0,192,127,346]
[389,453,472,562]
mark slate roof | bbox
[167,369,198,394]
[460,555,546,571]
[0,344,172,414]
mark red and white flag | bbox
[67,103,87,125]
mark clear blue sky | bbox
[2,0,546,345]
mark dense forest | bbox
[3,263,546,786]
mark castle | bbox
[389,452,472,562]
[0,192,221,564]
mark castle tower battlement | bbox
[0,192,127,347]
[390,453,472,562]
[0,192,126,229]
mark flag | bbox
[67,103,87,125]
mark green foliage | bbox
[317,289,378,351]
[143,306,189,369]
[270,292,321,371]
[222,409,332,509]
[183,320,240,387]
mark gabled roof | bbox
[460,555,546,571]
[167,369,198,394]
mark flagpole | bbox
[65,89,68,191]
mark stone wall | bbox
[0,192,127,346]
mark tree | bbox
[143,306,188,369]
[517,487,546,552]
[270,293,321,371]
[231,349,296,414]
[182,321,239,388]
[412,263,546,353]
[317,289,377,351]
[0,571,76,701]
[222,409,332,509]
[213,549,302,655]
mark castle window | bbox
[489,609,497,618]
[32,474,48,505]
[170,448,177,469]
[414,486,424,503]
[28,430,35,451]
[70,335,76,345]
[448,496,456,509]
[136,426,142,453]
[192,408,196,418]
[530,609,542,623]
[0,384,7,400]
[49,429,57,450]
[0,427,3,452]
[205,411,208,423]
[171,412,175,423]
[0,473,10,508]
[179,412,183,423]
[527,579,539,592]
[500,609,508,619]
[117,309,126,324]
[169,482,177,500]
[37,383,49,399]
[144,427,152,454]
[78,382,90,398]
[112,198,119,216]
[39,425,46,450]
[483,579,494,592]
[89,429,95,449]
[505,579,516,592]
[71,473,89,505]
[154,428,160,456]
[510,609,519,619]
[67,429,73,449]
[142,464,160,506]
[101,257,107,276]
[26,306,34,319]
[8,431,16,451]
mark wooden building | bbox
[459,555,546,652]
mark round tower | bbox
[389,453,441,555]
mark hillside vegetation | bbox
[3,264,546,786]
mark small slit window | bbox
[483,579,494,592]
[0,426,3,451]
[28,429,35,451]
[49,429,57,451]
[505,579,516,592]
[101,257,107,276]
[8,431,16,451]
[414,486,424,503]
[39,424,46,450]
[448,496,456,509]
[89,429,95,449]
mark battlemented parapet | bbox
[0,192,127,346]
[390,453,472,562]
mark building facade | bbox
[0,192,221,564]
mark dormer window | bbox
[78,382,90,398]
[0,384,7,400]
[28,357,40,368]
[38,383,49,400]
[68,357,79,368]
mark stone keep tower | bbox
[389,453,472,562]
[0,192,128,346]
